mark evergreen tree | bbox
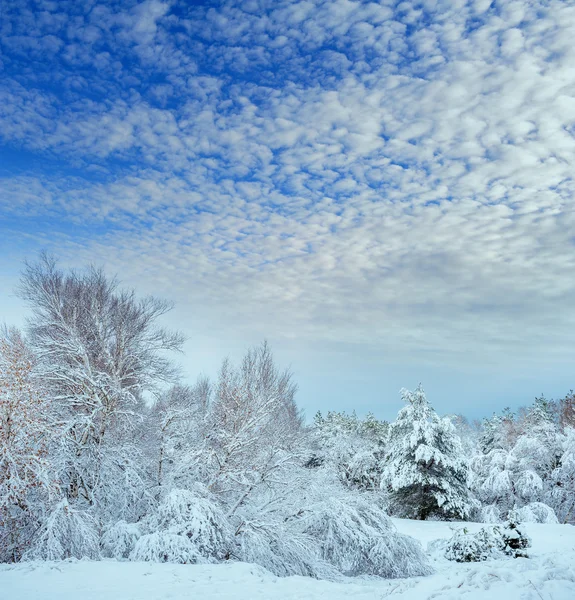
[382,385,472,520]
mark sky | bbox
[1,0,575,422]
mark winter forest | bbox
[1,255,574,578]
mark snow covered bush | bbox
[300,496,432,578]
[516,502,558,524]
[25,499,99,560]
[130,532,203,564]
[382,385,473,520]
[102,521,142,559]
[133,487,231,564]
[500,517,531,558]
[151,487,231,561]
[445,519,531,563]
[234,520,336,579]
[444,527,501,562]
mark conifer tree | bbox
[382,385,472,520]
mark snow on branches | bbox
[2,252,574,581]
[0,328,53,562]
[382,385,473,520]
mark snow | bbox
[2,519,574,600]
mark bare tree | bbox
[204,342,304,517]
[0,327,54,562]
[17,253,184,518]
[148,380,211,498]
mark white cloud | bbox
[1,0,575,414]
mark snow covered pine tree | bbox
[382,385,472,520]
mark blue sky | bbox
[1,0,575,421]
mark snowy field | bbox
[1,519,574,600]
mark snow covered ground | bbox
[2,519,574,600]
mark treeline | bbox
[1,255,573,579]
[315,390,575,525]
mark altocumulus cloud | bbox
[1,0,575,415]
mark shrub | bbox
[444,519,531,562]
[515,502,558,524]
[444,527,501,562]
[130,487,232,564]
[25,499,99,561]
[499,517,531,558]
[234,521,336,579]
[102,521,141,559]
[130,531,203,564]
[152,487,231,561]
[300,497,432,578]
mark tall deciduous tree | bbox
[0,327,53,562]
[204,342,304,517]
[17,254,184,523]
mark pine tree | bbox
[382,385,472,520]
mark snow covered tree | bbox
[130,531,202,564]
[312,410,388,490]
[299,494,432,578]
[200,342,304,516]
[17,254,184,525]
[509,397,562,480]
[558,391,575,431]
[25,498,99,561]
[548,427,575,523]
[470,397,563,523]
[146,381,210,498]
[0,328,54,562]
[230,459,432,579]
[382,385,472,520]
[131,486,231,564]
[515,502,558,524]
[101,520,142,559]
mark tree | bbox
[17,254,184,524]
[0,327,53,562]
[470,397,563,522]
[146,381,210,499]
[202,342,304,517]
[507,397,562,491]
[548,427,575,524]
[311,410,388,490]
[558,391,575,431]
[382,385,472,520]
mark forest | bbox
[1,255,574,578]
